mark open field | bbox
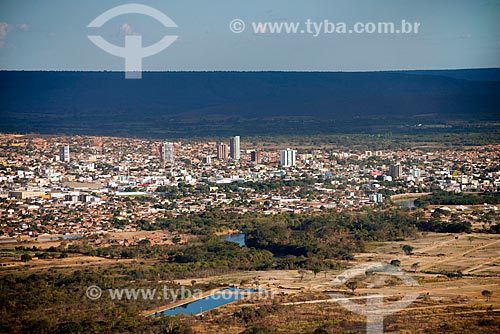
[1,232,499,333]
[169,232,500,333]
[357,232,500,275]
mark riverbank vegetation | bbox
[2,204,499,333]
[415,191,500,207]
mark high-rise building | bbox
[369,193,384,203]
[251,151,261,163]
[411,166,421,179]
[229,136,240,160]
[216,142,229,160]
[389,164,403,179]
[279,148,296,167]
[59,145,70,162]
[160,142,175,163]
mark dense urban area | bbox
[1,134,499,241]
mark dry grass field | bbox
[1,232,499,333]
[171,232,500,333]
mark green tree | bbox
[402,245,414,255]
[314,328,329,334]
[298,268,305,281]
[482,290,492,301]
[390,259,401,267]
[21,253,32,262]
[346,281,358,293]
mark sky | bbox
[0,0,499,71]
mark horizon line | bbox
[0,67,499,73]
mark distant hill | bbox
[1,70,499,138]
[400,68,500,82]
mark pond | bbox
[221,233,246,247]
[151,288,260,316]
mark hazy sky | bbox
[0,0,499,71]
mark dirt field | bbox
[2,232,499,332]
[171,232,500,333]
[0,253,139,274]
